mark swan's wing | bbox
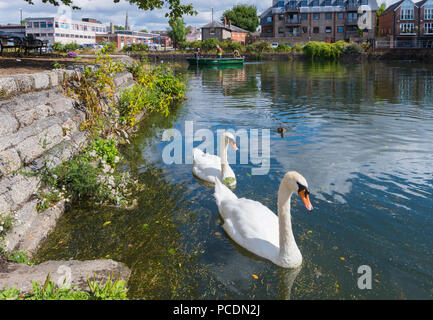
[214,177,238,207]
[193,148,222,183]
[218,196,279,262]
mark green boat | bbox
[187,57,244,66]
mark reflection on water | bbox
[36,61,433,299]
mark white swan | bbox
[193,132,238,187]
[214,171,313,268]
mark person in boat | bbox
[233,49,241,58]
[194,47,202,59]
[216,45,223,59]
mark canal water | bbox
[36,60,433,299]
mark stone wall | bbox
[0,70,134,255]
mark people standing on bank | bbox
[194,47,202,59]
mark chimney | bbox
[224,16,227,27]
[110,22,114,34]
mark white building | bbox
[25,17,108,45]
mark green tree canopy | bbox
[221,4,259,33]
[114,25,125,30]
[22,0,196,21]
[167,18,188,49]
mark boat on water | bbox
[187,57,244,66]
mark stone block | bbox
[15,108,38,127]
[13,75,34,92]
[48,97,74,114]
[0,112,19,137]
[0,149,21,177]
[16,124,64,165]
[8,175,39,206]
[32,73,50,90]
[0,77,17,95]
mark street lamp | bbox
[20,8,23,25]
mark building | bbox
[151,30,172,47]
[201,18,249,44]
[96,28,155,49]
[25,17,107,45]
[0,24,26,35]
[378,0,433,46]
[260,0,378,43]
[186,26,202,42]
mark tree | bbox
[140,28,148,33]
[114,25,125,31]
[167,18,187,49]
[22,0,196,20]
[221,4,259,33]
[376,2,387,36]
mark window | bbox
[425,8,433,20]
[348,12,358,21]
[279,27,284,33]
[278,1,284,7]
[337,26,344,32]
[325,26,332,33]
[313,27,320,33]
[266,16,272,23]
[300,0,308,6]
[210,28,215,35]
[40,33,46,37]
[279,14,284,20]
[55,22,59,28]
[325,0,331,5]
[337,13,344,19]
[401,8,414,20]
[301,13,308,20]
[55,33,60,36]
[33,22,39,28]
[425,22,433,33]
[47,22,53,28]
[302,26,308,33]
[40,22,47,28]
[26,22,32,28]
[326,13,332,19]
[400,23,415,33]
[313,13,319,19]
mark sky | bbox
[0,0,394,32]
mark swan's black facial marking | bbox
[297,182,310,196]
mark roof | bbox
[382,0,419,14]
[201,21,248,33]
[415,0,432,6]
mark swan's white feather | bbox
[214,178,280,263]
[192,148,235,184]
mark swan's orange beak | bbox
[230,140,238,151]
[298,190,313,211]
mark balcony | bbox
[346,2,359,11]
[345,18,358,25]
[285,4,299,12]
[286,18,301,25]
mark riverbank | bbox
[0,51,187,297]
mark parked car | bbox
[271,43,279,49]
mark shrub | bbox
[341,43,363,56]
[122,43,148,53]
[221,40,242,52]
[51,42,64,52]
[201,38,221,51]
[63,42,79,52]
[118,63,186,126]
[274,44,291,52]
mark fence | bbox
[376,40,433,49]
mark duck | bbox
[277,126,287,137]
[214,171,313,268]
[193,132,238,187]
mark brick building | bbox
[260,0,378,43]
[201,18,248,44]
[378,0,433,45]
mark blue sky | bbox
[0,0,392,32]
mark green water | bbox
[36,60,433,299]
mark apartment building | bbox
[378,0,433,44]
[260,0,378,43]
[25,17,107,45]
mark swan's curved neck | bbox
[220,135,230,179]
[277,181,301,267]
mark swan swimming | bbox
[193,132,238,187]
[214,171,313,268]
